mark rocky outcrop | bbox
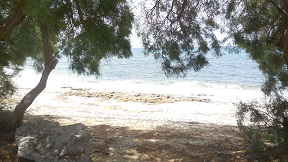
[59,90,211,104]
[15,119,91,162]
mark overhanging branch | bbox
[0,2,26,40]
[269,0,288,17]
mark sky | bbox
[130,28,142,48]
[130,27,228,48]
[128,0,229,48]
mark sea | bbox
[17,48,265,103]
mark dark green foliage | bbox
[1,1,288,151]
[57,0,134,75]
[224,0,288,95]
[0,69,16,99]
[237,97,288,152]
[0,68,15,129]
[1,0,134,75]
[223,0,288,152]
[0,0,134,127]
[0,104,13,129]
[137,0,222,76]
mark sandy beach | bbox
[10,85,239,128]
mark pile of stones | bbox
[15,119,91,162]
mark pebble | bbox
[40,155,45,159]
[53,156,59,162]
[46,143,51,148]
[59,148,66,157]
[39,131,44,135]
[32,153,40,160]
[36,144,42,150]
[46,137,50,144]
[54,149,59,154]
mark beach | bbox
[8,84,249,161]
[11,84,248,128]
[11,48,264,129]
[6,48,265,161]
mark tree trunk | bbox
[11,52,58,129]
[10,59,58,129]
[10,22,58,129]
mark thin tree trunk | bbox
[10,23,58,129]
[11,58,58,129]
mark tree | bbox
[2,2,287,151]
[139,0,288,151]
[0,0,134,129]
[223,0,288,95]
[137,0,223,76]
[1,0,227,129]
[223,0,288,151]
[0,0,29,128]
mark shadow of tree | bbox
[88,122,246,161]
[0,115,255,161]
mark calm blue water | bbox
[58,48,263,88]
[20,47,264,101]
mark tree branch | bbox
[164,0,176,21]
[269,0,288,17]
[40,24,52,68]
[73,0,84,22]
[0,1,26,41]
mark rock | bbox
[39,130,44,135]
[59,148,66,157]
[76,155,90,162]
[17,136,35,158]
[135,93,141,97]
[53,149,60,156]
[54,156,59,162]
[15,120,91,162]
[32,153,40,160]
[36,144,42,150]
[46,143,51,148]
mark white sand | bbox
[11,69,263,129]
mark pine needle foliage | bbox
[237,96,288,152]
[0,68,15,128]
[1,0,288,150]
[137,0,223,76]
[224,0,288,152]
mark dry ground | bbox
[1,115,288,161]
[1,89,288,161]
[1,115,247,162]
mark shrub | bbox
[236,96,288,152]
[0,68,17,130]
[0,104,13,129]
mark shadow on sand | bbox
[3,115,284,162]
